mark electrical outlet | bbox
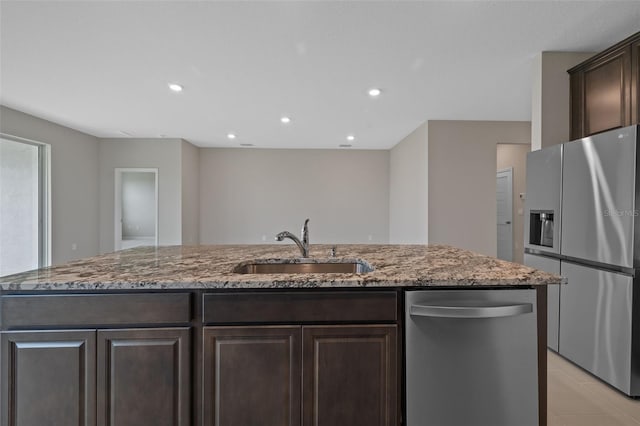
[71,243,77,251]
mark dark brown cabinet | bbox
[0,293,193,426]
[201,292,399,426]
[0,291,399,426]
[203,326,301,426]
[632,38,640,125]
[302,325,397,426]
[1,330,96,426]
[202,324,397,426]
[0,327,191,426]
[569,31,640,139]
[97,328,191,426]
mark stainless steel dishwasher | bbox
[405,289,539,426]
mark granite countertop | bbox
[0,244,564,291]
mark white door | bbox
[496,168,513,261]
[114,168,158,251]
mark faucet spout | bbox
[275,219,310,257]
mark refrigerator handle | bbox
[409,302,533,319]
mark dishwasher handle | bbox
[409,302,533,319]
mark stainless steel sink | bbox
[232,259,374,274]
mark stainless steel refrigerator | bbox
[524,143,563,352]
[524,124,640,397]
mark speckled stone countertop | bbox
[0,244,564,291]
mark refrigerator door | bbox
[561,126,637,268]
[405,289,538,426]
[559,261,633,395]
[524,254,561,352]
[524,144,563,254]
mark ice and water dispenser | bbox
[529,210,554,247]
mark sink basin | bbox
[232,259,374,274]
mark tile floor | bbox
[548,350,640,425]
[120,237,155,250]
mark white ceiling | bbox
[1,1,639,149]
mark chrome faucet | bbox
[276,218,310,258]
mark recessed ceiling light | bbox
[280,116,291,124]
[339,144,352,148]
[240,143,254,147]
[168,83,183,92]
[347,135,355,141]
[227,133,236,140]
[368,88,381,97]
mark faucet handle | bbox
[301,219,310,243]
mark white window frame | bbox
[0,133,51,269]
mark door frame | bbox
[497,167,513,261]
[114,168,159,251]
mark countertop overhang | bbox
[0,244,564,291]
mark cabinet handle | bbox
[409,302,532,319]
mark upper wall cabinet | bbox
[632,38,640,125]
[569,31,640,140]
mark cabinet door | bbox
[203,326,301,426]
[1,330,96,426]
[582,46,632,137]
[570,71,585,139]
[632,39,640,124]
[302,325,397,426]
[97,328,190,426]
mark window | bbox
[0,134,50,276]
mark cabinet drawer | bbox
[1,293,192,329]
[203,291,397,324]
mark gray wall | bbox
[389,122,428,243]
[199,148,390,244]
[99,138,182,252]
[428,120,530,257]
[0,107,537,264]
[531,52,594,150]
[181,140,200,245]
[497,143,530,264]
[0,106,100,265]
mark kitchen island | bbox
[0,244,562,426]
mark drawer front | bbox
[203,291,397,324]
[1,293,192,329]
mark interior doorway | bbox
[496,143,530,264]
[114,168,158,251]
[496,167,513,261]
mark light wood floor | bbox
[548,350,640,425]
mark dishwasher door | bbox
[405,289,538,426]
